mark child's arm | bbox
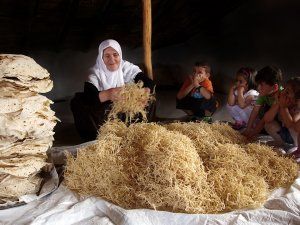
[240,95,256,109]
[199,87,212,100]
[263,103,279,123]
[280,108,296,129]
[177,77,194,100]
[279,107,294,128]
[245,105,260,130]
[295,119,300,133]
[236,86,255,109]
[245,103,279,139]
[295,102,300,130]
[246,119,265,139]
[279,95,300,128]
[227,84,236,106]
[243,105,261,136]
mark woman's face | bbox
[102,47,121,71]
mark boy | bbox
[243,66,283,143]
[176,61,217,122]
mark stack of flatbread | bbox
[0,54,57,205]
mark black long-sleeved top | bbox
[84,72,155,106]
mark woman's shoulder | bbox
[121,60,137,69]
[121,60,141,74]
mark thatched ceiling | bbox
[0,0,245,53]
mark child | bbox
[227,67,259,130]
[243,66,283,142]
[176,61,217,121]
[293,120,300,161]
[278,77,300,160]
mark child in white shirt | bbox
[227,67,258,130]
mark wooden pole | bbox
[142,0,153,79]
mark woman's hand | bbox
[109,87,122,101]
[99,87,122,102]
[144,87,151,94]
[140,87,151,107]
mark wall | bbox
[29,0,300,100]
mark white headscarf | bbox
[87,39,142,91]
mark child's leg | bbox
[243,106,253,123]
[183,110,193,116]
[277,126,298,153]
[291,133,300,162]
[289,120,300,162]
[288,127,298,146]
[176,97,195,115]
[264,121,284,145]
[199,97,217,117]
[227,104,241,121]
[177,97,217,118]
[227,104,250,123]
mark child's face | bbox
[193,66,209,82]
[283,84,295,100]
[235,75,248,88]
[257,82,278,96]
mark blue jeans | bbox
[176,96,217,117]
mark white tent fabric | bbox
[0,143,299,225]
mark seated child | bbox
[243,66,283,142]
[293,119,300,161]
[227,67,259,130]
[278,77,300,160]
[176,61,217,121]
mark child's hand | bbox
[229,82,237,92]
[192,74,201,87]
[237,85,245,94]
[197,73,206,83]
[278,92,293,108]
[242,128,250,137]
[242,128,256,141]
[189,75,196,85]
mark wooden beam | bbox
[142,0,153,79]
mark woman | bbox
[71,39,154,141]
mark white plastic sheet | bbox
[0,142,299,225]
